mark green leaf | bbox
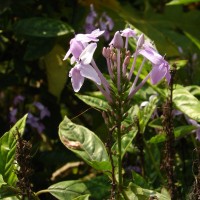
[167,0,200,5]
[185,31,200,50]
[0,175,20,199]
[76,93,109,111]
[0,185,20,199]
[48,180,89,200]
[127,183,170,200]
[132,171,149,188]
[148,118,163,129]
[72,194,90,200]
[44,44,68,100]
[149,125,196,143]
[24,38,54,60]
[173,86,200,122]
[59,116,111,172]
[185,85,200,96]
[48,176,110,200]
[14,17,73,37]
[139,95,158,133]
[112,128,138,160]
[0,114,28,186]
[84,175,110,200]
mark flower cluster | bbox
[64,28,170,103]
[9,95,50,133]
[85,4,114,41]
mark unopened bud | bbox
[137,34,144,48]
[124,56,130,65]
[126,50,131,57]
[102,47,111,58]
[112,53,117,61]
[112,31,124,49]
[102,47,107,57]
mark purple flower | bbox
[10,108,18,123]
[84,5,114,41]
[109,31,124,49]
[69,43,101,92]
[138,43,171,84]
[13,95,25,106]
[63,29,104,64]
[27,113,45,133]
[85,4,97,24]
[63,38,84,63]
[33,102,50,119]
[75,29,104,43]
[121,28,136,38]
[185,117,200,141]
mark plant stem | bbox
[117,122,122,190]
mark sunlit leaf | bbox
[149,125,196,143]
[173,86,200,122]
[72,194,90,200]
[59,116,111,172]
[167,0,200,5]
[127,182,171,200]
[14,17,73,37]
[48,180,89,200]
[76,93,109,111]
[44,44,68,100]
[0,114,28,186]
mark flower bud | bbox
[136,34,144,49]
[111,31,124,49]
[124,55,130,65]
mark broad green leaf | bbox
[14,17,73,37]
[128,183,170,200]
[48,180,89,200]
[48,176,110,200]
[149,125,196,143]
[44,44,68,100]
[173,87,200,122]
[76,93,109,111]
[0,114,28,186]
[24,37,54,60]
[72,194,90,200]
[185,85,200,96]
[167,0,200,5]
[59,116,111,172]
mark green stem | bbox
[117,122,122,190]
[35,189,50,196]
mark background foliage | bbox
[0,0,200,199]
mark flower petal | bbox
[79,43,97,65]
[150,64,167,84]
[79,64,101,85]
[139,48,162,65]
[69,67,84,92]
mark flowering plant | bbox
[59,27,171,199]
